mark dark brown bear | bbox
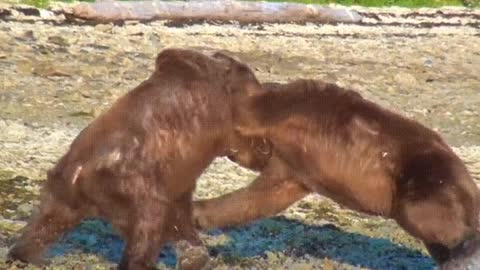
[7,48,269,270]
[194,63,480,269]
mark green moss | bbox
[256,0,476,8]
[0,175,39,219]
[19,0,93,8]
[20,0,51,8]
[16,0,480,9]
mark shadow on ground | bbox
[47,216,435,270]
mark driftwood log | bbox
[71,0,362,24]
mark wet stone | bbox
[16,202,33,218]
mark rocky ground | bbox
[0,3,479,269]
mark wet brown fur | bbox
[194,75,480,267]
[7,49,269,270]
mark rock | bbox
[175,240,210,270]
[13,6,40,17]
[266,251,279,262]
[424,58,433,68]
[6,8,19,19]
[439,242,480,270]
[39,9,55,20]
[321,259,335,270]
[394,73,418,89]
[94,23,113,33]
[0,247,8,262]
[290,262,316,270]
[20,30,36,41]
[0,217,27,230]
[0,8,12,18]
[16,202,33,218]
[32,65,72,77]
[48,35,69,46]
[69,109,99,119]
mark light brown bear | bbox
[194,56,480,269]
[7,49,269,270]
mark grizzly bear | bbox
[7,48,270,270]
[194,61,480,269]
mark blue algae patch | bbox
[47,218,177,267]
[43,216,435,269]
[213,217,436,270]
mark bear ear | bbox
[211,51,238,63]
[245,80,265,97]
[211,51,238,73]
[211,51,266,97]
[155,48,178,71]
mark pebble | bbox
[0,247,8,262]
[424,58,433,68]
[394,73,418,89]
[16,202,33,218]
[94,23,113,33]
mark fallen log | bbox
[70,0,362,24]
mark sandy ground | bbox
[0,3,479,269]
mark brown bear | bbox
[193,62,480,269]
[7,48,270,270]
